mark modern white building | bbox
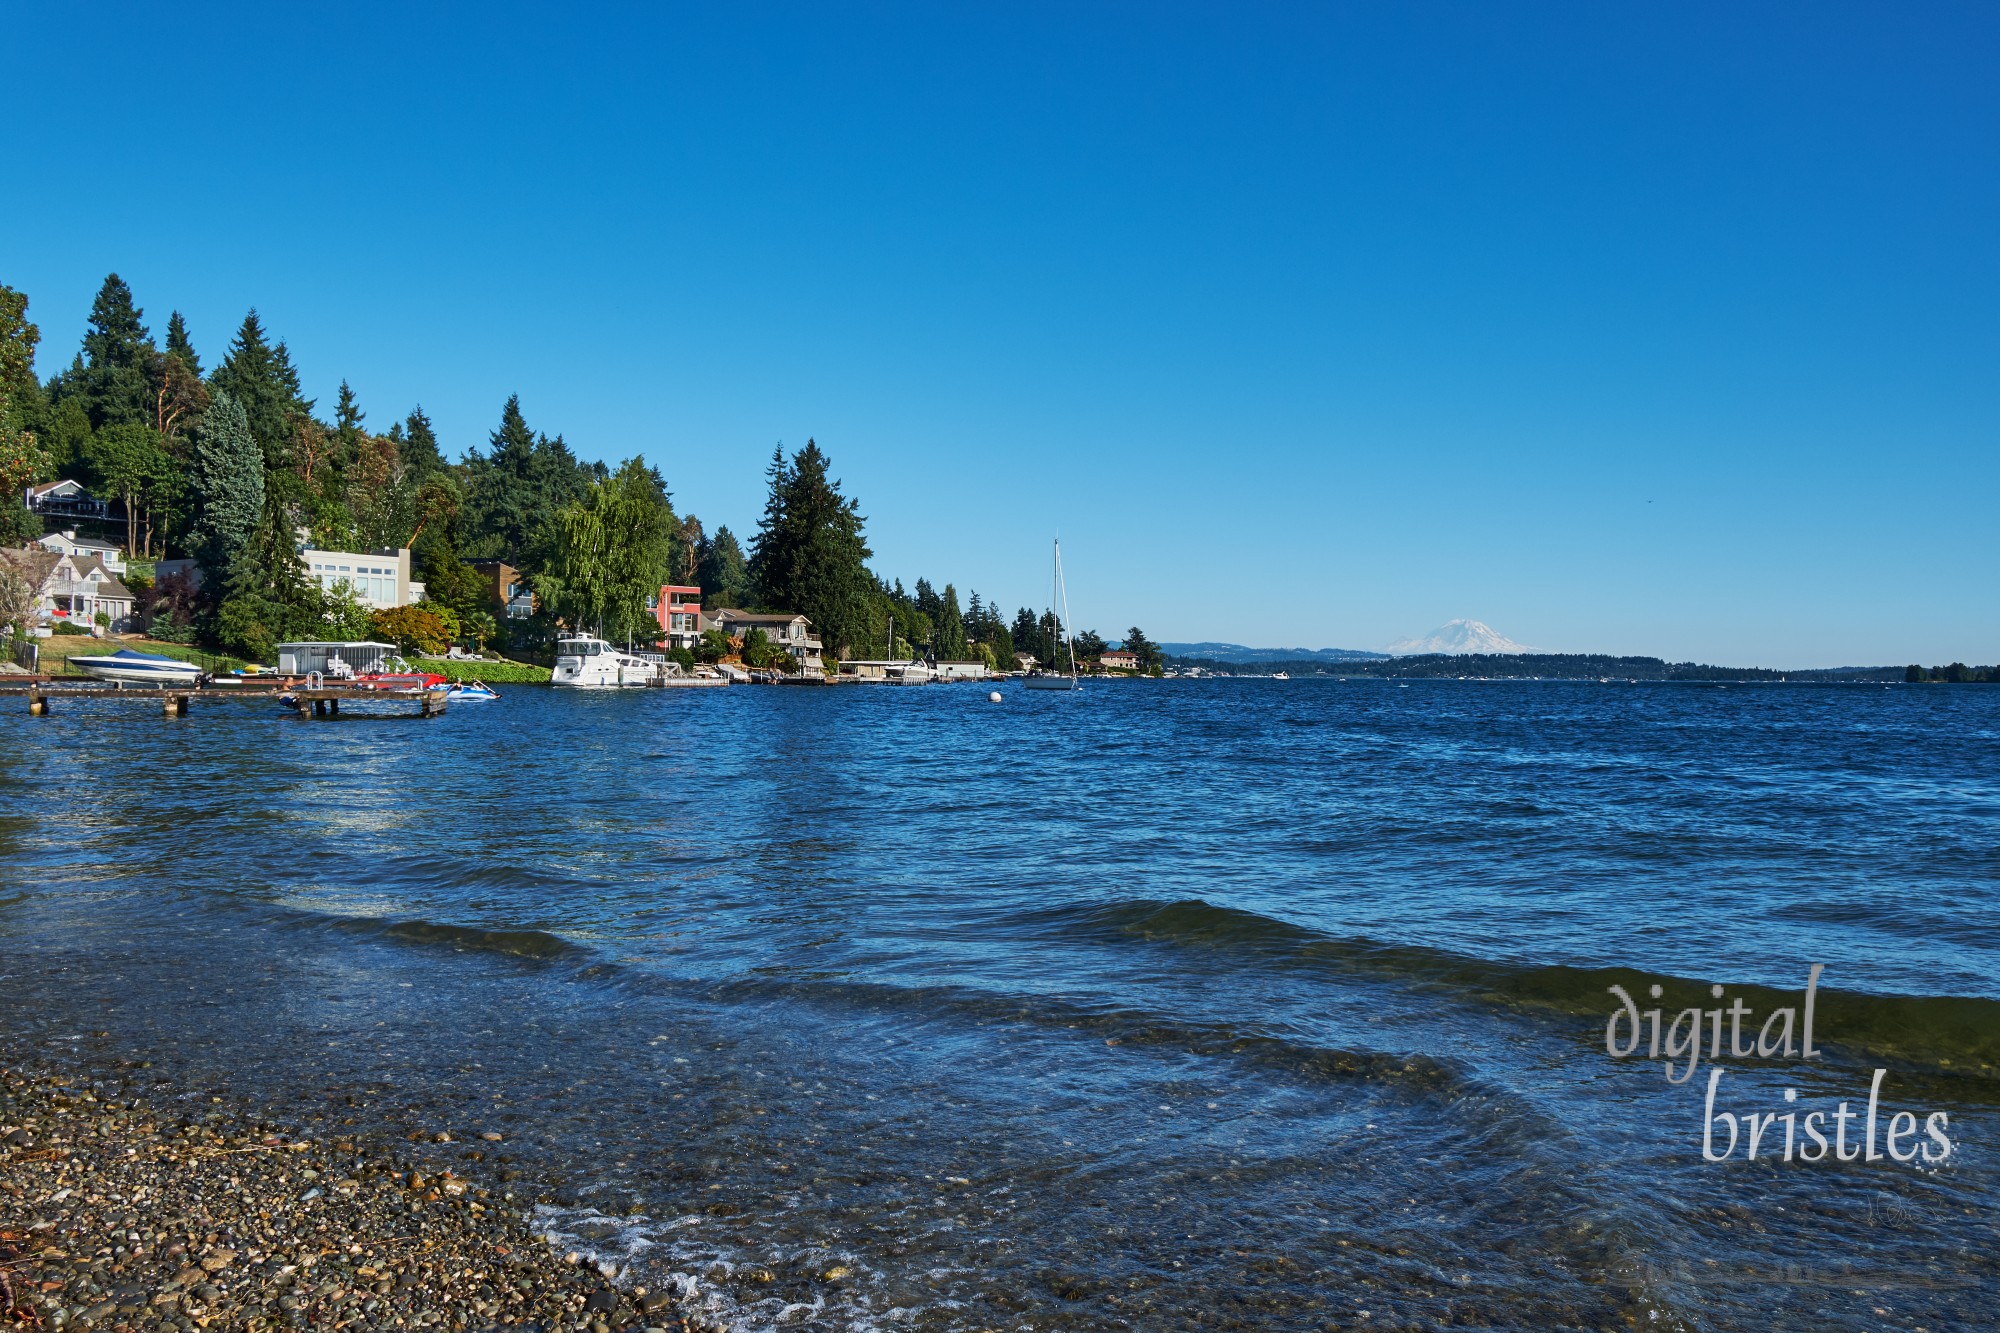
[302,547,414,609]
[155,545,418,611]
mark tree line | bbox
[1,273,1157,669]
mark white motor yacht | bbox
[551,635,659,688]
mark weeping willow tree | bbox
[549,457,675,642]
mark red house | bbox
[651,585,708,649]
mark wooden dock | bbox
[0,678,448,720]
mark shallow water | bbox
[3,678,1996,1330]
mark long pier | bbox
[0,678,447,720]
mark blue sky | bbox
[7,4,1995,666]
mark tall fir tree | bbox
[463,395,540,565]
[60,273,157,429]
[938,583,967,658]
[164,311,202,375]
[187,390,264,574]
[747,439,875,657]
[697,524,749,608]
[210,310,311,467]
[398,406,446,478]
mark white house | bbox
[36,529,127,575]
[0,548,137,633]
[157,545,418,610]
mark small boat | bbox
[444,681,500,702]
[70,649,203,686]
[1271,671,1290,680]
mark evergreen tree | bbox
[938,583,967,658]
[1122,626,1163,673]
[210,310,311,466]
[399,406,446,477]
[333,380,365,472]
[746,443,790,601]
[463,395,542,565]
[187,390,264,573]
[164,311,202,375]
[697,524,749,607]
[1012,607,1040,656]
[60,273,157,429]
[747,439,875,656]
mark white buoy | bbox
[988,691,1003,703]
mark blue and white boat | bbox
[71,649,204,686]
[444,681,500,703]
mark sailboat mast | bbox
[1056,539,1076,681]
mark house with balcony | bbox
[712,609,824,674]
[649,584,711,650]
[0,548,136,633]
[23,479,114,523]
[1100,649,1141,672]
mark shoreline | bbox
[0,1060,685,1333]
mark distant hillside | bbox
[1159,642,1386,664]
[1164,650,1902,683]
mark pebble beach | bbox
[0,1064,688,1333]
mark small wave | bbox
[261,904,588,962]
[1016,897,2000,1080]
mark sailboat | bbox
[1024,538,1080,692]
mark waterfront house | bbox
[1100,649,1141,672]
[23,478,113,523]
[0,548,136,632]
[301,547,415,608]
[158,546,419,610]
[36,529,128,575]
[712,609,825,674]
[470,560,536,620]
[649,584,711,650]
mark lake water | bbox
[3,678,1996,1331]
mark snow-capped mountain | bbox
[1386,619,1534,656]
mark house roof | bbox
[38,531,120,552]
[714,609,809,625]
[28,479,85,498]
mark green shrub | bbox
[53,621,89,636]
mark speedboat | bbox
[551,635,659,688]
[444,681,500,702]
[71,649,203,686]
